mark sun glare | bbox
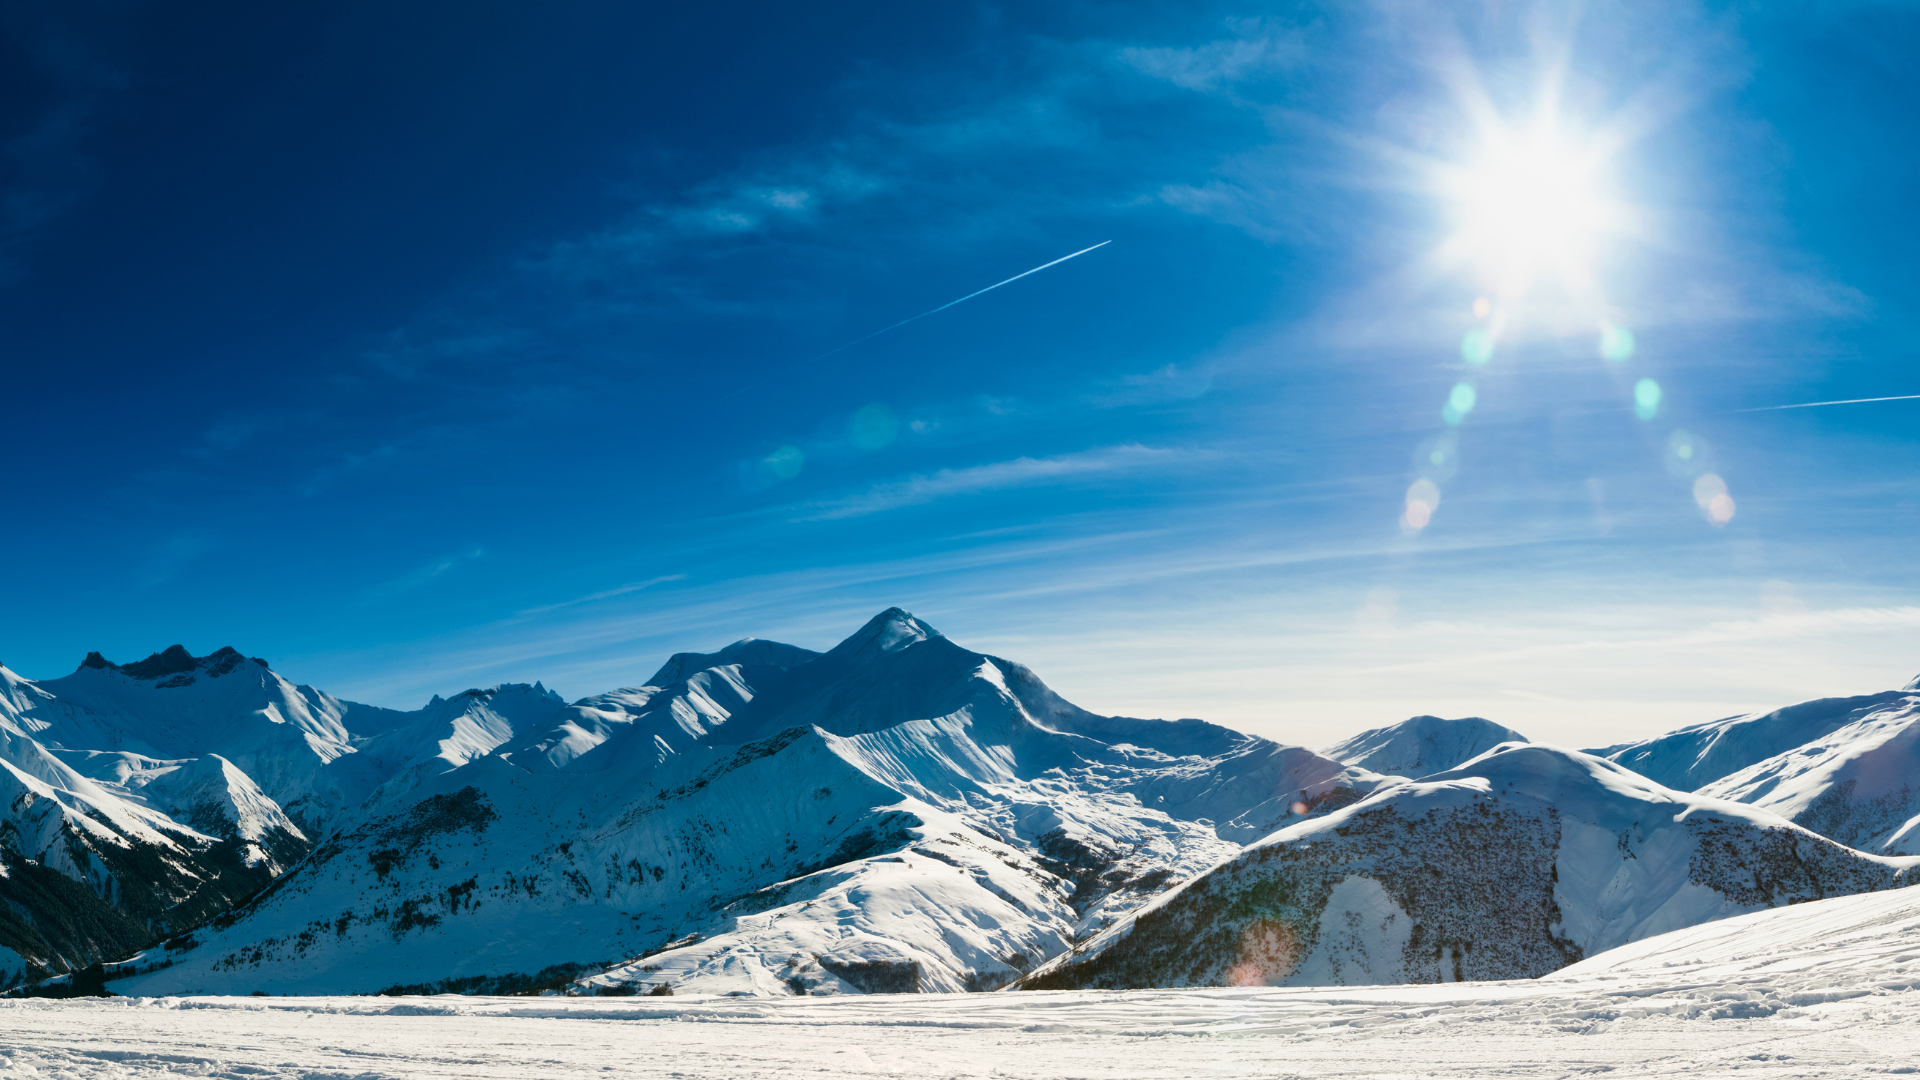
[1399,80,1662,540]
[1442,127,1618,299]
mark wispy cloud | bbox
[1120,18,1307,94]
[795,444,1183,520]
[364,547,486,600]
[517,574,688,616]
[1351,605,1920,678]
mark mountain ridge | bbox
[1018,741,1919,992]
[1,618,1914,998]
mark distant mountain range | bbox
[2,609,1915,997]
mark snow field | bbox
[6,885,1918,1079]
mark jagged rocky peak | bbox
[76,644,270,684]
[433,682,564,709]
[425,682,568,730]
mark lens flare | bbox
[1633,378,1661,420]
[849,403,899,450]
[1402,478,1440,534]
[1599,322,1635,362]
[1413,431,1460,483]
[1226,920,1301,987]
[1664,429,1708,478]
[765,445,804,480]
[1442,382,1478,425]
[1692,472,1735,525]
[1460,328,1495,366]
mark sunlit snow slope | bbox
[8,615,1916,1000]
[9,885,1920,1078]
[1604,689,1915,793]
[106,609,1384,996]
[1694,692,1920,856]
[1322,714,1528,778]
[1019,742,1919,991]
[0,647,573,984]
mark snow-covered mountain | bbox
[1601,689,1913,793]
[0,647,576,986]
[1693,692,1920,856]
[105,609,1385,996]
[1593,679,1920,858]
[0,847,154,992]
[17,646,395,838]
[0,658,306,983]
[1322,714,1529,778]
[5,615,1916,999]
[1018,742,1919,991]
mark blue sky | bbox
[3,1,1916,748]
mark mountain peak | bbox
[445,682,563,705]
[1905,672,1919,692]
[835,607,942,657]
[645,638,822,687]
[122,644,198,679]
[77,644,269,681]
[1322,714,1528,779]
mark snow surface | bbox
[3,884,1918,1077]
[1322,713,1529,777]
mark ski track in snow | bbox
[5,886,1919,1079]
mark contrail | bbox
[718,241,1111,403]
[1737,393,1920,413]
[813,240,1112,363]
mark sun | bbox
[1438,122,1622,301]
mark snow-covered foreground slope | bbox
[103,610,1385,997]
[5,887,1919,1078]
[1322,713,1528,777]
[1020,742,1918,991]
[1552,873,1920,982]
